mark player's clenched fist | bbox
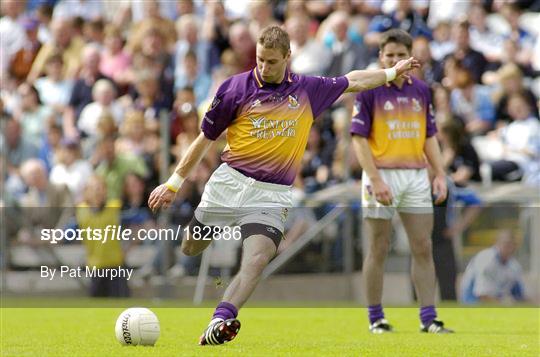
[148,184,176,212]
[371,178,393,206]
[431,175,448,205]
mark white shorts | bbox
[194,163,293,233]
[361,168,433,220]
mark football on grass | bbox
[115,308,160,346]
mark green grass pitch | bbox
[1,304,538,356]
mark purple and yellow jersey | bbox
[350,77,436,169]
[201,68,348,185]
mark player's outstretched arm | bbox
[344,57,420,93]
[352,136,393,206]
[148,132,214,212]
[424,136,447,205]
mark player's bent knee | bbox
[181,218,213,256]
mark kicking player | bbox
[351,29,453,334]
[149,25,419,345]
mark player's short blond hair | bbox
[258,25,290,57]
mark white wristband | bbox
[384,67,397,82]
[164,173,184,193]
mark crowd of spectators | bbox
[1,0,539,281]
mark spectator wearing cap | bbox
[9,16,42,83]
[49,137,92,202]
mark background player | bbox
[350,29,453,334]
[149,26,419,345]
